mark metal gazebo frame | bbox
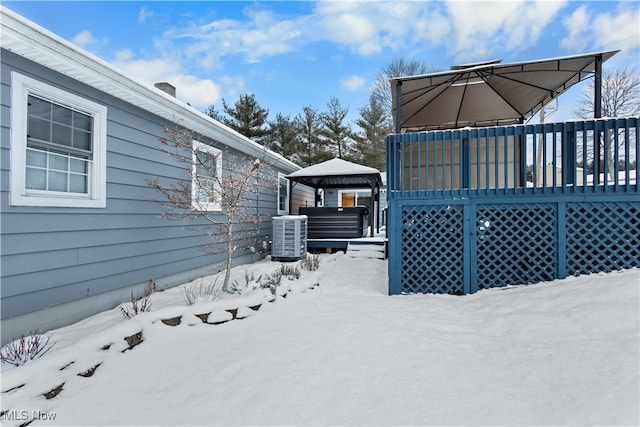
[391,50,618,133]
[286,158,383,237]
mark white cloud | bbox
[560,5,591,51]
[163,1,458,65]
[446,1,518,49]
[170,75,221,108]
[561,4,639,55]
[413,10,450,46]
[341,75,367,91]
[446,0,568,63]
[138,7,155,24]
[320,12,378,55]
[133,1,577,71]
[103,0,600,112]
[219,76,246,102]
[592,6,640,51]
[311,1,445,56]
[112,49,221,108]
[509,1,567,49]
[112,49,181,79]
[167,7,305,67]
[72,30,99,48]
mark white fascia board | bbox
[0,6,300,173]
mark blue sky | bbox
[4,1,639,126]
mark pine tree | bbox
[320,97,352,159]
[354,95,392,171]
[297,106,329,166]
[204,104,223,122]
[221,93,270,144]
[267,113,303,164]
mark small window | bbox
[192,141,222,211]
[10,72,107,207]
[338,189,372,207]
[278,173,289,215]
[356,191,372,208]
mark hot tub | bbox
[298,207,368,239]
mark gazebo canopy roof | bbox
[286,158,382,189]
[391,50,618,132]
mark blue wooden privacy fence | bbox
[386,117,640,295]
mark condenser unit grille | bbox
[272,215,307,261]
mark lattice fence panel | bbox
[401,205,464,294]
[476,204,557,289]
[566,202,640,275]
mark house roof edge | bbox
[0,6,300,173]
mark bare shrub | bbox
[260,269,282,295]
[181,278,221,305]
[1,331,54,367]
[280,264,301,280]
[244,270,262,286]
[120,281,154,319]
[300,253,320,271]
[146,124,275,292]
[230,270,263,294]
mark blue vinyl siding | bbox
[323,189,340,207]
[1,49,312,336]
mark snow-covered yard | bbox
[2,252,638,426]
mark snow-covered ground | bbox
[1,252,638,426]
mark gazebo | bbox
[286,158,383,238]
[391,50,618,132]
[385,50,639,295]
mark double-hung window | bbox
[277,173,289,215]
[10,72,107,207]
[192,141,222,211]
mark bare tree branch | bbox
[574,65,640,181]
[146,122,275,292]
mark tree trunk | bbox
[222,214,234,292]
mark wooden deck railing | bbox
[387,117,639,198]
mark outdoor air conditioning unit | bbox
[271,215,307,261]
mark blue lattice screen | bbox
[387,118,640,295]
[393,199,639,295]
[476,204,557,290]
[401,205,464,294]
[566,202,640,275]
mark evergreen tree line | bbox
[204,58,438,172]
[204,61,639,173]
[205,93,390,171]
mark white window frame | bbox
[191,141,222,212]
[277,172,289,215]
[338,189,372,207]
[10,72,107,208]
